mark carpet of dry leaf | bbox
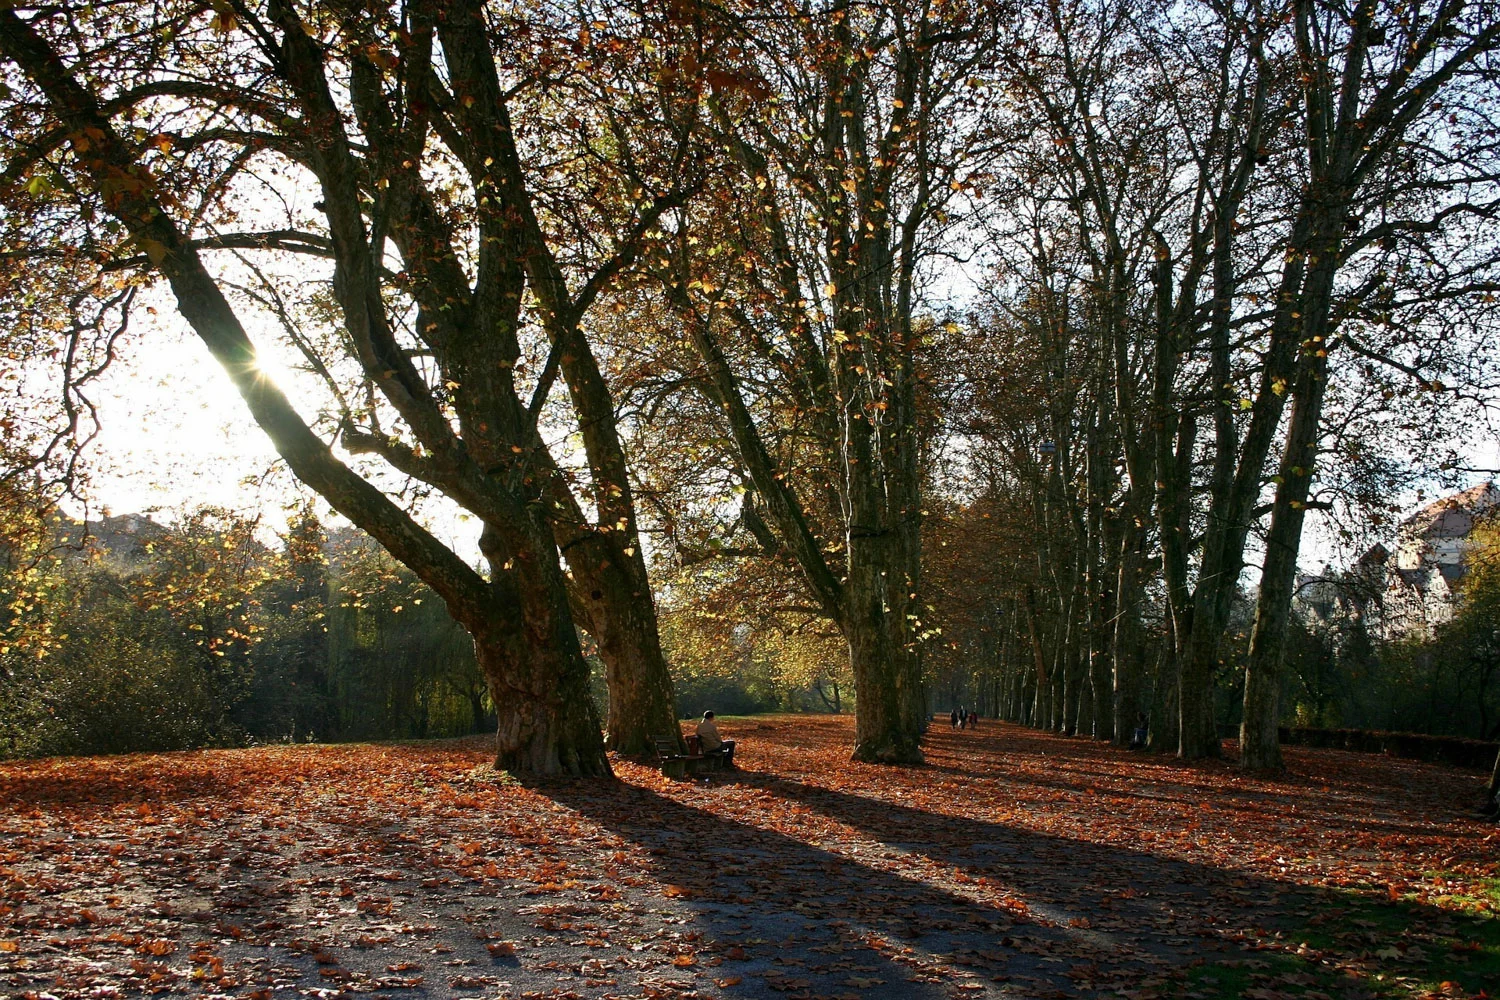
[2,715,1496,1000]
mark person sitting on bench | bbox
[695,711,736,769]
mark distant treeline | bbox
[0,509,489,759]
[919,503,1500,747]
[0,507,845,761]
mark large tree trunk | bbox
[558,529,680,756]
[581,570,680,757]
[1179,600,1227,757]
[480,633,610,776]
[845,535,925,763]
[478,521,612,777]
[432,0,681,764]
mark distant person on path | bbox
[968,710,978,729]
[1130,713,1149,750]
[696,711,736,769]
[950,709,960,728]
[958,705,967,730]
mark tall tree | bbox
[0,0,698,772]
[646,0,1000,762]
[1239,0,1500,769]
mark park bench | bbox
[652,734,703,779]
[652,734,728,778]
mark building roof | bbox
[1402,482,1500,536]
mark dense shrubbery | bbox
[1271,523,1500,743]
[0,509,490,759]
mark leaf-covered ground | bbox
[2,716,1497,1000]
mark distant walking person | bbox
[958,706,967,730]
[950,709,960,728]
[696,711,736,769]
[968,710,978,729]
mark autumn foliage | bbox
[2,716,1496,999]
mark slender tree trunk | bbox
[1241,246,1339,769]
[1059,616,1077,733]
[1112,537,1146,745]
[1091,533,1119,741]
[468,687,488,734]
[1025,588,1050,727]
[1486,750,1500,813]
[1150,636,1178,753]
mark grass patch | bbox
[1186,951,1343,999]
[1418,874,1500,920]
[1186,882,1500,999]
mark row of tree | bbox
[2,0,1498,773]
[921,497,1500,748]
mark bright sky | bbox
[82,305,485,562]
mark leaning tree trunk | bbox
[1241,249,1339,770]
[1240,486,1307,772]
[0,0,619,780]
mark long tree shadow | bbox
[721,768,1285,923]
[907,724,1487,850]
[542,774,1304,999]
[696,760,1500,995]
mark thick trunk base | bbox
[851,733,924,765]
[494,696,612,777]
[845,601,926,767]
[473,555,613,779]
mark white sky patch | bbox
[78,300,484,563]
[86,320,280,518]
